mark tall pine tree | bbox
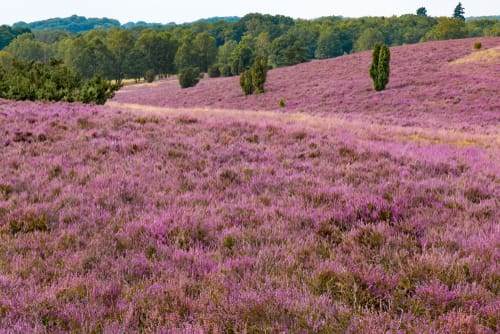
[370,42,390,91]
[453,2,465,21]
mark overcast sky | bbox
[1,0,498,25]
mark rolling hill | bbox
[112,37,500,131]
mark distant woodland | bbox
[0,11,499,84]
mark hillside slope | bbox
[112,37,500,130]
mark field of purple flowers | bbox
[113,37,500,132]
[1,37,499,333]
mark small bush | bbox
[0,59,118,104]
[222,235,236,249]
[220,64,233,77]
[251,56,268,94]
[473,42,482,50]
[144,69,155,83]
[9,214,49,235]
[179,67,201,89]
[0,184,13,200]
[239,70,254,95]
[79,75,119,105]
[208,64,221,78]
[279,98,286,107]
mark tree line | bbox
[0,7,499,87]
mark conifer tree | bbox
[369,42,390,91]
[251,56,268,94]
[453,2,465,21]
[416,7,427,16]
[239,69,254,95]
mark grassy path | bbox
[106,101,500,151]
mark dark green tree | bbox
[138,30,179,77]
[79,75,118,104]
[0,25,31,50]
[369,42,390,91]
[239,69,254,95]
[144,69,155,83]
[174,39,198,72]
[107,28,134,83]
[217,40,238,64]
[355,28,384,52]
[194,32,217,72]
[229,42,253,75]
[270,34,308,67]
[124,47,147,82]
[315,27,343,59]
[453,3,465,21]
[208,64,221,78]
[178,67,201,88]
[416,7,428,16]
[4,33,49,63]
[250,56,268,94]
[67,36,114,79]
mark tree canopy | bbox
[0,11,496,85]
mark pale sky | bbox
[1,0,498,25]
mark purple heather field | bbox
[0,38,499,333]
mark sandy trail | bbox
[106,101,500,150]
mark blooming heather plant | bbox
[0,94,498,332]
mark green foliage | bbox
[270,33,308,67]
[0,51,14,70]
[473,41,482,49]
[315,27,343,59]
[208,64,221,78]
[355,28,384,52]
[12,15,120,33]
[79,75,120,104]
[422,18,468,41]
[144,69,155,83]
[239,56,268,95]
[279,98,286,107]
[0,59,118,104]
[217,40,238,64]
[194,32,217,72]
[178,67,201,88]
[67,36,114,79]
[230,43,253,75]
[124,47,147,81]
[4,33,49,63]
[106,28,134,83]
[453,2,465,21]
[239,69,254,95]
[417,7,428,16]
[370,42,390,91]
[138,30,179,77]
[1,12,496,86]
[250,56,268,94]
[220,64,233,77]
[222,235,236,249]
[0,25,31,50]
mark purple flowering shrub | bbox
[0,37,499,333]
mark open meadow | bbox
[0,37,499,332]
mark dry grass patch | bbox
[450,46,500,65]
